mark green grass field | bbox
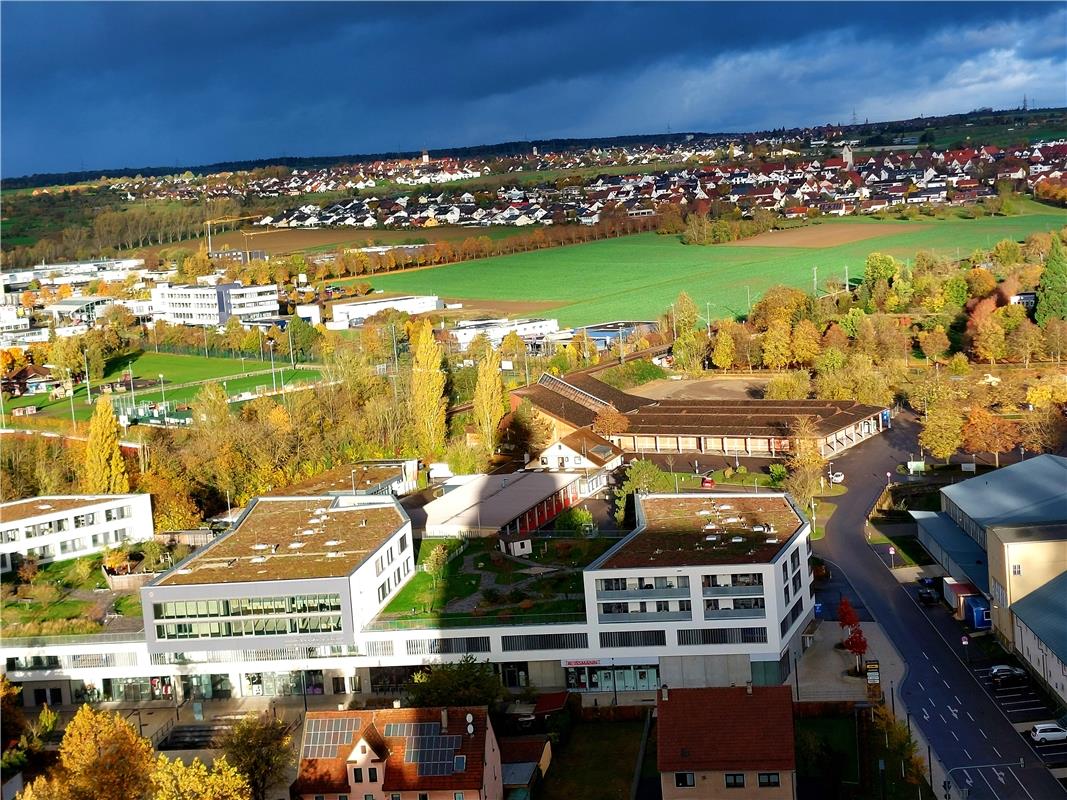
[2,350,320,424]
[364,207,1067,326]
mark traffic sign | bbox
[889,546,896,555]
[961,635,969,646]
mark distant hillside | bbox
[3,106,1064,191]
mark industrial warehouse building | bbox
[513,372,888,458]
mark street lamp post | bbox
[350,469,357,495]
[83,350,92,404]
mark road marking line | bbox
[964,748,971,760]
[932,665,940,675]
[955,695,962,705]
[943,679,951,689]
[940,713,947,723]
[967,712,975,722]
[922,651,929,660]
[951,730,959,741]
[980,769,1003,800]
[1010,768,1037,800]
[917,681,925,692]
[980,728,987,739]
[993,746,1002,757]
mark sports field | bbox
[364,205,1067,326]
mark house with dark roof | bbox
[657,685,795,799]
[291,706,502,800]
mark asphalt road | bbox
[815,411,1066,800]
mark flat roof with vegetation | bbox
[1,495,142,525]
[153,496,406,586]
[594,493,805,570]
[269,462,406,496]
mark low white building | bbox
[449,318,560,351]
[0,306,30,333]
[150,282,278,326]
[1010,572,1067,706]
[0,494,154,574]
[326,294,441,328]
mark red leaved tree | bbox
[837,596,859,642]
[844,626,869,673]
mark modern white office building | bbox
[325,294,442,328]
[449,318,560,351]
[2,492,814,708]
[0,494,154,574]
[150,282,278,326]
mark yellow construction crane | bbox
[240,228,289,262]
[204,215,260,252]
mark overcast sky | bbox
[2,1,1065,177]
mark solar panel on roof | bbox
[302,717,360,759]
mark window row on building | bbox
[152,593,343,620]
[155,614,343,640]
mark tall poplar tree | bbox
[1036,237,1067,326]
[471,345,505,458]
[409,321,446,457]
[82,397,130,493]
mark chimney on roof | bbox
[746,681,753,695]
[441,709,448,731]
[661,684,669,702]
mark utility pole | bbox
[746,286,752,315]
[706,301,711,337]
[845,264,849,291]
[812,266,818,297]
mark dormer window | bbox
[360,744,367,754]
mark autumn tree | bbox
[963,407,1020,467]
[972,319,1006,364]
[423,544,451,596]
[919,404,964,463]
[918,327,950,363]
[837,596,860,643]
[784,416,825,507]
[711,325,735,370]
[765,371,810,400]
[471,346,506,458]
[762,319,792,370]
[82,397,130,493]
[409,321,446,456]
[671,329,705,374]
[190,382,231,430]
[214,714,294,800]
[151,754,250,800]
[844,626,869,673]
[35,705,155,800]
[673,291,700,334]
[1007,320,1044,367]
[863,252,898,286]
[1035,236,1067,325]
[592,404,630,436]
[790,319,822,366]
[1020,407,1067,454]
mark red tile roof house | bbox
[657,686,796,800]
[291,706,503,800]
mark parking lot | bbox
[973,666,1060,724]
[1019,727,1067,769]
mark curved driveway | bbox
[815,412,1065,800]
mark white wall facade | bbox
[332,295,441,326]
[0,494,153,574]
[151,283,278,326]
[1013,614,1067,706]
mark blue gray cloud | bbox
[1,2,1064,176]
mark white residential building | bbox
[324,294,441,328]
[150,282,278,326]
[0,495,154,574]
[0,491,814,708]
[449,318,560,351]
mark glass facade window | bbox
[73,676,174,702]
[155,615,342,640]
[565,664,659,693]
[153,594,341,620]
[180,673,233,700]
[243,670,324,697]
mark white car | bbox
[1030,723,1067,743]
[829,472,845,484]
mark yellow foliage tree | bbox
[82,397,130,494]
[151,754,250,800]
[57,705,154,800]
[409,320,446,456]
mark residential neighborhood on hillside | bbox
[3,3,1067,800]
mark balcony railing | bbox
[701,584,766,598]
[595,587,691,601]
[703,608,767,620]
[363,611,587,631]
[1,630,146,648]
[598,611,692,624]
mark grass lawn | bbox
[113,594,142,617]
[706,468,779,488]
[3,361,320,425]
[2,597,91,625]
[540,721,644,800]
[526,538,616,568]
[363,207,1067,325]
[868,530,934,567]
[382,540,475,614]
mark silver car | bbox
[1030,723,1067,743]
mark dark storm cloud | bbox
[2,2,1064,176]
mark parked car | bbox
[917,575,938,587]
[917,588,939,606]
[829,472,845,484]
[990,665,1027,680]
[1030,723,1067,743]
